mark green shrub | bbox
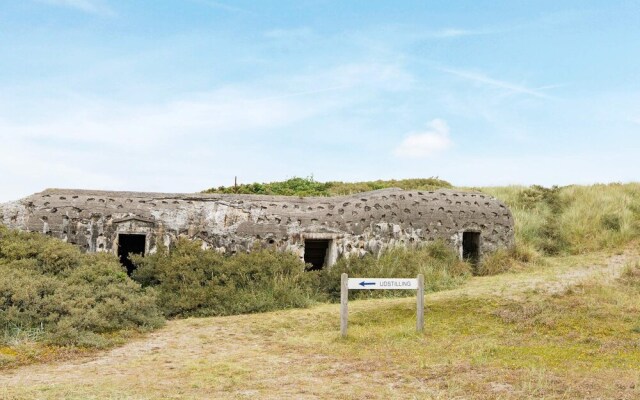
[537,217,568,256]
[203,176,333,196]
[517,185,566,211]
[131,238,318,317]
[131,239,471,315]
[0,226,164,348]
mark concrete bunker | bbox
[0,187,515,270]
[117,233,146,275]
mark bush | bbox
[131,238,318,317]
[204,176,333,196]
[130,239,471,316]
[0,226,164,348]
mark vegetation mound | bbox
[202,176,452,196]
[131,239,318,317]
[0,226,164,350]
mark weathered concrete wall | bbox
[0,188,515,265]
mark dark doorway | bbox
[462,231,481,265]
[304,239,330,271]
[118,234,146,275]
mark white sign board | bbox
[340,274,425,337]
[347,278,418,290]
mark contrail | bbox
[248,84,353,103]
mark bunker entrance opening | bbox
[304,239,330,271]
[118,234,146,275]
[462,231,481,266]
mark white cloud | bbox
[0,61,411,148]
[36,0,113,15]
[0,86,332,201]
[393,119,453,158]
[0,87,333,147]
[0,62,415,201]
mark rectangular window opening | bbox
[304,239,331,271]
[118,234,146,275]
[462,231,481,266]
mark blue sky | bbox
[0,0,639,201]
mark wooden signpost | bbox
[340,273,425,338]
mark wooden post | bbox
[340,273,348,338]
[416,274,424,333]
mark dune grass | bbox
[479,183,640,256]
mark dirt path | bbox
[431,250,635,301]
[1,312,419,399]
[1,250,637,399]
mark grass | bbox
[2,249,639,399]
[480,183,640,255]
[0,329,146,370]
[223,256,640,398]
[2,324,45,346]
